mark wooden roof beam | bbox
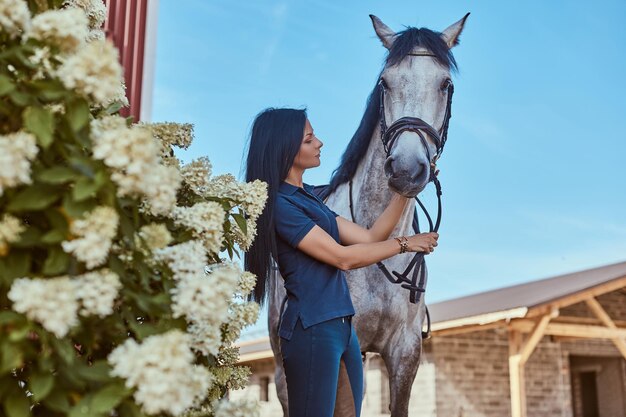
[585,297,626,360]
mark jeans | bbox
[280,315,363,417]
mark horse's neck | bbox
[350,127,416,236]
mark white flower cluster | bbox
[62,206,119,269]
[237,271,257,298]
[180,157,212,195]
[27,8,88,53]
[108,330,214,416]
[145,122,194,150]
[0,214,25,246]
[223,302,260,344]
[154,240,207,282]
[212,398,260,417]
[171,202,225,255]
[90,117,182,215]
[0,0,31,39]
[56,40,127,107]
[8,276,78,337]
[75,269,122,317]
[8,269,121,337]
[63,0,106,41]
[0,131,39,196]
[136,223,172,253]
[29,46,55,80]
[204,174,267,219]
[155,248,240,356]
[182,263,241,356]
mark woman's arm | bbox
[336,193,410,245]
[297,224,438,271]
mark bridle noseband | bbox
[349,51,455,321]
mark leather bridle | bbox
[348,51,454,318]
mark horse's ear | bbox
[440,12,470,49]
[370,14,396,50]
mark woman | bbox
[244,108,438,417]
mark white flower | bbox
[0,214,25,245]
[8,277,79,337]
[144,122,194,150]
[62,206,119,269]
[186,321,222,358]
[0,0,31,39]
[228,216,258,251]
[27,8,88,53]
[90,119,181,215]
[212,398,260,417]
[75,269,121,317]
[180,157,212,195]
[154,240,207,282]
[0,131,39,196]
[29,46,56,79]
[56,39,127,107]
[171,262,240,356]
[108,330,214,416]
[136,223,172,252]
[136,163,181,216]
[237,271,257,297]
[223,302,260,344]
[63,0,106,30]
[204,174,267,219]
[171,202,225,255]
[8,269,123,337]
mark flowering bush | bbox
[0,1,266,416]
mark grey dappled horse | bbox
[268,14,469,417]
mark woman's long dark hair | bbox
[243,108,307,309]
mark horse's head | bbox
[371,14,469,197]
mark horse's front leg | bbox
[382,337,422,417]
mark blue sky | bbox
[151,1,626,339]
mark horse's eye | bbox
[441,78,452,91]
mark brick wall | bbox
[231,289,626,416]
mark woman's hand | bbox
[406,232,439,254]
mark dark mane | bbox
[320,27,457,200]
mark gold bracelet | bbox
[394,236,408,254]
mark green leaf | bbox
[3,385,30,417]
[104,101,123,115]
[118,400,143,417]
[42,246,70,276]
[232,212,247,236]
[11,227,42,248]
[7,325,30,342]
[37,167,79,184]
[90,382,130,413]
[0,74,15,95]
[40,229,65,244]
[42,386,70,412]
[30,372,54,401]
[0,251,31,282]
[50,338,75,365]
[30,79,67,101]
[66,99,90,132]
[75,361,112,383]
[23,106,55,148]
[72,177,101,201]
[62,193,96,218]
[9,90,30,106]
[7,184,61,211]
[0,312,22,326]
[0,342,23,374]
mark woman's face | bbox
[292,118,323,170]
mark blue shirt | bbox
[274,181,355,340]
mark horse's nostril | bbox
[384,158,394,176]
